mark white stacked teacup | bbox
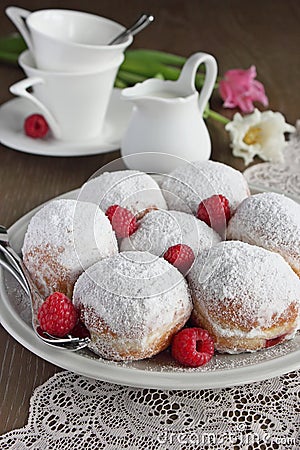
[6,7,133,141]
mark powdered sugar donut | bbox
[22,199,118,298]
[121,209,221,258]
[79,170,167,218]
[73,251,192,361]
[227,192,300,277]
[188,241,300,353]
[160,160,250,215]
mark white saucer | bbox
[0,88,133,157]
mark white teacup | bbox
[6,7,132,72]
[9,50,123,141]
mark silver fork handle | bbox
[0,256,30,294]
[0,242,30,293]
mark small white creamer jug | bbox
[120,52,218,173]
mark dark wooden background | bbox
[0,0,299,434]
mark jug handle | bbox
[177,52,218,116]
[9,77,61,139]
[6,7,33,51]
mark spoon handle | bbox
[109,13,154,45]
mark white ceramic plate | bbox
[0,189,299,390]
[0,89,133,157]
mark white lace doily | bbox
[0,370,299,449]
[244,122,300,201]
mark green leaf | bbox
[0,33,27,64]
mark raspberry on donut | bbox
[105,204,138,239]
[163,244,195,275]
[197,194,231,235]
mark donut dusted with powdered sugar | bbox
[79,170,167,218]
[22,199,118,298]
[160,160,250,215]
[121,209,221,257]
[227,192,300,276]
[188,241,300,353]
[73,251,192,361]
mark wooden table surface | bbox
[0,0,299,435]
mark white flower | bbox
[225,109,295,165]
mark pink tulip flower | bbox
[219,66,268,113]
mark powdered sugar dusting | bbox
[160,160,249,214]
[73,251,192,339]
[79,170,167,215]
[121,209,221,257]
[227,192,300,272]
[22,199,118,295]
[188,241,300,334]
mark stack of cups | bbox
[6,7,132,141]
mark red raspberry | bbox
[37,292,78,338]
[24,114,49,138]
[197,194,231,234]
[105,204,138,239]
[171,327,214,367]
[163,244,195,275]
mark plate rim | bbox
[1,187,299,390]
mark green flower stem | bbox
[0,49,20,63]
[117,69,147,85]
[0,33,26,52]
[0,33,26,63]
[114,78,127,89]
[119,49,214,90]
[207,109,230,124]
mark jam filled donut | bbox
[187,241,300,353]
[120,209,221,258]
[79,170,167,219]
[160,160,250,215]
[73,251,192,361]
[22,199,118,298]
[227,192,300,277]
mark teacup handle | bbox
[6,7,33,51]
[177,52,218,115]
[9,77,61,139]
